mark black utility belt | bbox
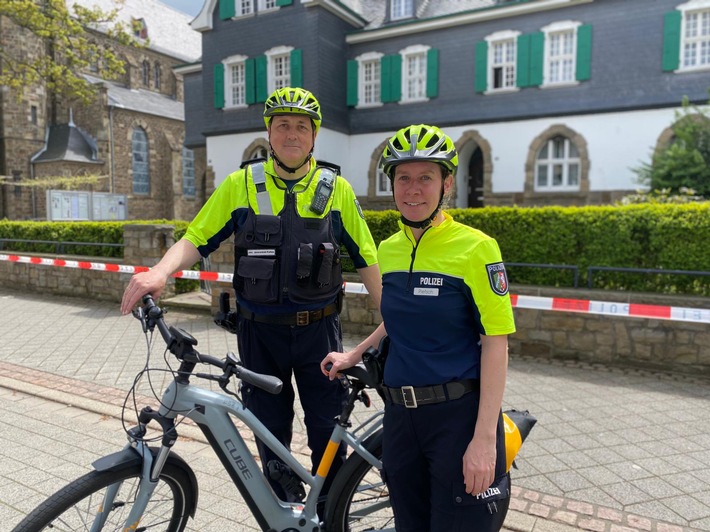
[238,303,338,327]
[383,379,479,408]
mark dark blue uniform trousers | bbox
[236,313,347,501]
[383,392,510,531]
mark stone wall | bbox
[0,225,175,302]
[0,225,708,377]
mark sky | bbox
[158,0,203,17]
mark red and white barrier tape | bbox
[2,253,709,324]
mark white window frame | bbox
[542,21,581,87]
[485,30,520,93]
[534,136,581,192]
[400,44,430,103]
[356,52,383,108]
[182,147,195,198]
[390,0,414,21]
[265,46,293,93]
[376,168,392,196]
[678,0,710,71]
[258,0,277,11]
[235,0,254,17]
[223,54,248,109]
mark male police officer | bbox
[121,87,381,501]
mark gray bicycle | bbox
[12,295,392,532]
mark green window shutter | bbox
[575,24,592,81]
[426,48,439,98]
[245,58,256,105]
[276,0,293,5]
[255,56,268,103]
[474,41,488,93]
[662,11,681,71]
[290,49,303,87]
[346,60,359,107]
[219,0,235,20]
[381,55,392,102]
[390,54,402,102]
[213,63,225,109]
[529,32,544,86]
[516,34,531,88]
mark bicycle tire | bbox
[325,429,395,532]
[12,462,193,532]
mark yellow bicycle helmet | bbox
[380,124,458,179]
[263,87,322,133]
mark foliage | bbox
[0,0,139,104]
[633,96,710,197]
[0,173,107,189]
[617,187,705,205]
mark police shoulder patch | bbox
[486,262,509,296]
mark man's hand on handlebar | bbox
[121,270,168,315]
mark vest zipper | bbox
[282,191,295,300]
[406,227,431,291]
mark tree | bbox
[634,95,710,198]
[0,0,138,105]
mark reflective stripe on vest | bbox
[250,162,272,215]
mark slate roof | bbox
[84,74,185,120]
[66,0,201,63]
[32,120,101,164]
[339,0,498,30]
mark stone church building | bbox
[0,0,206,221]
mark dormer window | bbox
[390,0,414,21]
[132,18,148,40]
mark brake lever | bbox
[132,307,148,334]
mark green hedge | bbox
[2,204,709,296]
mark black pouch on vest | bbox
[296,243,313,285]
[316,242,335,287]
[246,215,282,247]
[236,256,279,303]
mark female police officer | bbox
[321,124,515,531]
[121,87,381,503]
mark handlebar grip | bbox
[236,366,283,395]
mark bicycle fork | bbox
[92,407,178,531]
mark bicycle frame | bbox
[100,371,384,531]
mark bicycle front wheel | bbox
[325,430,395,531]
[12,462,193,532]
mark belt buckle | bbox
[401,386,418,408]
[296,311,310,326]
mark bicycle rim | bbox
[326,436,395,531]
[13,464,191,532]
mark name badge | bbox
[247,249,276,257]
[413,287,439,296]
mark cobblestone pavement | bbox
[1,288,709,531]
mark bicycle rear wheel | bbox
[325,430,395,531]
[12,462,193,532]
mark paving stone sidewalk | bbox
[1,288,709,531]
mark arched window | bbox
[142,61,150,86]
[182,146,195,197]
[132,128,150,194]
[154,62,161,90]
[535,135,580,191]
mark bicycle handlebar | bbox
[136,295,283,395]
